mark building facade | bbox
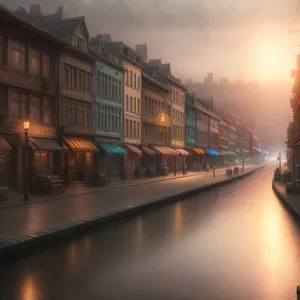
[90,35,126,179]
[0,6,63,190]
[141,70,171,175]
[103,38,143,178]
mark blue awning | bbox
[95,142,128,156]
[205,149,220,156]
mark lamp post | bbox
[23,119,30,202]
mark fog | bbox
[5,0,298,151]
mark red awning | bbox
[152,146,179,156]
[220,151,225,156]
[0,135,12,150]
[141,146,156,156]
[175,149,189,156]
[126,144,142,156]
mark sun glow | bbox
[254,39,292,82]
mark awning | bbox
[175,149,189,156]
[225,151,236,156]
[29,138,63,151]
[0,135,11,150]
[126,144,142,156]
[152,146,179,156]
[95,142,127,156]
[64,137,98,152]
[243,149,249,153]
[141,146,156,156]
[252,147,262,153]
[220,151,225,156]
[205,149,220,156]
[193,148,205,155]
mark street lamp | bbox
[24,119,30,201]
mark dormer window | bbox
[74,36,85,51]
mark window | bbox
[43,98,53,125]
[73,68,78,90]
[130,71,133,87]
[11,40,25,71]
[133,121,136,138]
[75,36,85,51]
[125,119,129,137]
[79,70,85,91]
[30,49,40,75]
[125,95,129,110]
[134,97,136,113]
[87,73,91,94]
[134,73,136,89]
[130,120,133,137]
[64,64,71,89]
[138,76,140,90]
[124,71,128,85]
[10,91,21,119]
[137,122,140,138]
[0,35,4,65]
[137,98,140,114]
[42,54,50,77]
[31,95,41,122]
[130,97,133,112]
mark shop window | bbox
[35,151,48,175]
[30,49,41,76]
[10,40,26,71]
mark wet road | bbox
[1,166,300,300]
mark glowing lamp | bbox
[23,119,30,130]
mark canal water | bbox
[1,166,300,300]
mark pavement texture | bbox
[0,164,264,260]
[272,180,300,222]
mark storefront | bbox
[94,141,127,179]
[140,146,157,176]
[63,136,98,184]
[151,146,179,174]
[174,148,189,172]
[0,135,12,186]
[187,148,206,171]
[204,148,221,169]
[124,144,142,179]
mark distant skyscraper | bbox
[204,73,214,85]
[135,44,148,63]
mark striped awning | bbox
[225,151,236,156]
[152,146,179,156]
[220,151,225,156]
[29,138,63,151]
[141,146,156,156]
[0,135,11,150]
[64,137,98,152]
[95,142,127,156]
[175,149,189,156]
[193,148,205,155]
[126,144,142,156]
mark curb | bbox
[272,181,300,222]
[1,170,214,209]
[0,165,265,262]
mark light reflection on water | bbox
[1,167,300,300]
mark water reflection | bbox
[22,275,38,300]
[2,167,300,300]
[173,203,182,238]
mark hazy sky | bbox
[6,0,300,83]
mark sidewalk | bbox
[1,166,232,209]
[272,181,300,222]
[0,164,264,260]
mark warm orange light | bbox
[24,119,30,130]
[160,113,165,123]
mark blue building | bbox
[90,36,126,179]
[185,92,197,169]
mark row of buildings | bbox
[0,4,263,192]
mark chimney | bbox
[57,4,64,20]
[30,4,42,15]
